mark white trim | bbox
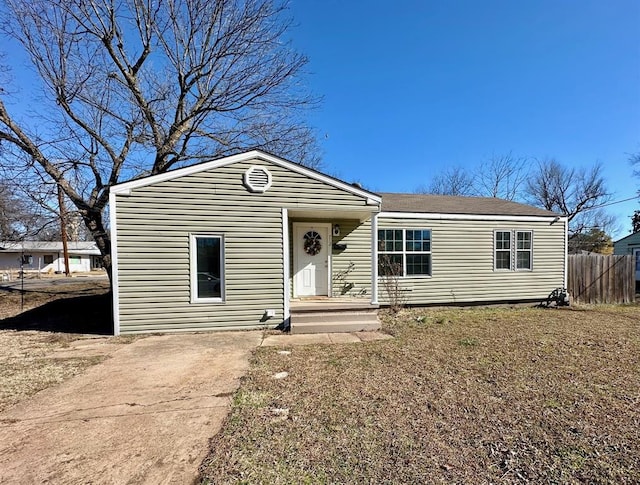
[371,213,378,304]
[379,211,560,223]
[109,192,121,336]
[292,222,332,297]
[564,219,568,288]
[378,228,433,277]
[189,234,225,304]
[515,230,534,271]
[493,229,534,272]
[110,150,381,203]
[282,209,290,324]
[493,229,512,271]
[633,248,640,282]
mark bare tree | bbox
[474,152,528,200]
[0,179,61,240]
[525,159,612,237]
[378,254,405,313]
[417,166,475,196]
[0,0,319,279]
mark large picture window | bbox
[378,229,431,277]
[191,235,224,302]
[494,230,533,271]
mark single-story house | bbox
[0,241,102,274]
[613,232,640,283]
[110,150,567,335]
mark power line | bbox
[586,195,638,211]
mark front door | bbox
[293,223,330,297]
[634,248,640,282]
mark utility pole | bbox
[57,184,70,277]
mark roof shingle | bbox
[379,193,559,217]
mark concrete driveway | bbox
[0,331,262,484]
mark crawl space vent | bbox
[243,166,272,193]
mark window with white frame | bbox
[494,231,511,270]
[494,230,533,271]
[191,235,224,301]
[378,229,431,277]
[516,231,533,270]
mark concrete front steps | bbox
[289,300,380,334]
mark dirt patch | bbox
[199,305,640,484]
[0,281,112,334]
[0,281,122,412]
[0,331,108,413]
[0,331,262,484]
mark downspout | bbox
[282,208,291,329]
[564,217,568,288]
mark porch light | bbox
[333,224,340,236]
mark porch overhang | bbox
[288,207,379,222]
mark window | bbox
[43,255,54,265]
[494,230,533,271]
[69,256,81,265]
[494,231,511,270]
[378,229,431,277]
[516,231,533,270]
[191,235,224,302]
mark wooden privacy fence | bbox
[568,254,635,304]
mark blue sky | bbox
[289,0,640,238]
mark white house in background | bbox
[0,241,102,273]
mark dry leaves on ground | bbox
[200,305,640,484]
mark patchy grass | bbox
[0,280,125,413]
[200,305,640,484]
[0,330,106,412]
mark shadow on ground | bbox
[0,292,113,335]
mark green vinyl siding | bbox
[376,216,565,305]
[287,218,372,298]
[614,232,640,256]
[114,158,376,334]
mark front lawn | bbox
[200,305,640,484]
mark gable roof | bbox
[110,150,381,203]
[613,231,640,244]
[379,193,559,217]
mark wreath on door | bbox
[303,231,322,256]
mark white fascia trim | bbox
[378,211,564,223]
[282,208,290,324]
[564,218,568,288]
[110,150,382,203]
[109,192,121,336]
[371,213,379,304]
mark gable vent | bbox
[244,166,272,193]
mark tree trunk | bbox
[80,208,112,283]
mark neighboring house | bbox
[0,241,102,274]
[110,150,567,335]
[613,232,640,283]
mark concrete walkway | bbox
[0,329,390,484]
[0,331,262,485]
[261,330,392,347]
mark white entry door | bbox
[634,248,640,281]
[293,223,330,297]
